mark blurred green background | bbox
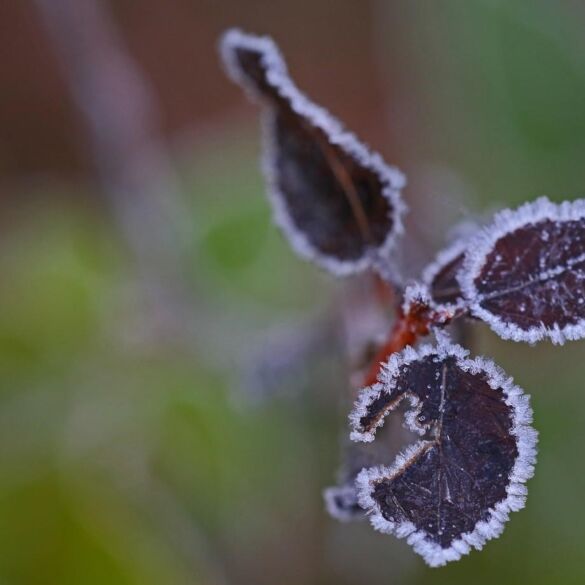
[2,1,585,584]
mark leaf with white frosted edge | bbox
[349,340,537,567]
[323,483,365,522]
[422,237,469,311]
[219,29,406,276]
[459,196,585,344]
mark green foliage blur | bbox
[2,2,585,585]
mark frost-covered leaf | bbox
[349,341,537,567]
[422,238,468,310]
[323,483,365,521]
[421,219,485,312]
[459,197,585,344]
[219,29,406,276]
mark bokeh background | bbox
[2,1,585,584]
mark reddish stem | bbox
[362,296,468,388]
[362,308,430,387]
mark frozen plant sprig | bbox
[219,28,585,567]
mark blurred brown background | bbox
[1,1,395,179]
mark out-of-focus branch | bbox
[34,0,191,340]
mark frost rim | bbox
[323,484,364,522]
[458,196,585,345]
[349,339,538,567]
[219,28,407,276]
[421,235,471,312]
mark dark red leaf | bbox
[349,341,537,566]
[422,238,468,310]
[460,197,585,344]
[219,29,405,276]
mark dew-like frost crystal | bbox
[459,197,585,344]
[349,341,537,567]
[219,29,406,276]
